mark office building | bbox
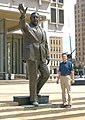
[75,0,85,68]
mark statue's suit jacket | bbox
[19,17,50,62]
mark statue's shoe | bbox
[37,94,42,97]
[30,101,39,107]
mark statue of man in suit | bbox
[18,4,50,106]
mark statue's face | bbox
[30,13,39,26]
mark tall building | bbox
[0,0,64,79]
[75,0,85,68]
[46,0,64,80]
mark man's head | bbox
[62,53,67,62]
[30,12,40,26]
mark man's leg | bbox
[37,62,50,94]
[27,60,38,102]
[60,76,67,105]
[65,76,72,106]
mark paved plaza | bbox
[0,79,85,120]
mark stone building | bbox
[0,0,64,79]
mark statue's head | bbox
[30,12,40,26]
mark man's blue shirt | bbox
[59,60,73,75]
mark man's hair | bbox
[62,52,67,57]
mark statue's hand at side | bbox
[46,57,50,65]
[18,4,28,16]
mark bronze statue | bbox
[18,4,50,106]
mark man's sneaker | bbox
[65,105,72,108]
[60,104,71,108]
[60,104,67,108]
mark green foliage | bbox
[73,64,79,75]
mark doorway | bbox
[7,34,25,74]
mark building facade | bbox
[0,0,64,79]
[75,0,85,68]
[48,0,64,80]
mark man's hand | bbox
[71,79,75,84]
[56,80,59,84]
[18,4,28,16]
[56,73,60,84]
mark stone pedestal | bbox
[13,95,49,106]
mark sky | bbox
[63,0,76,58]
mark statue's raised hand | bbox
[18,4,28,16]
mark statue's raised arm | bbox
[18,4,28,16]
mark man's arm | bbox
[18,4,28,33]
[70,70,75,84]
[56,72,61,84]
[69,62,75,84]
[70,70,74,79]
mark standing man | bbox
[18,4,50,106]
[56,53,74,108]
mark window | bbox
[79,47,80,51]
[56,61,58,66]
[54,68,57,74]
[82,57,84,60]
[53,40,55,44]
[53,47,55,51]
[59,40,60,45]
[59,54,61,58]
[59,0,63,3]
[79,57,80,61]
[51,8,56,23]
[51,61,52,65]
[54,76,56,79]
[51,47,52,51]
[51,40,52,44]
[56,40,58,44]
[75,39,77,42]
[79,52,81,55]
[52,0,56,2]
[58,9,64,24]
[51,54,52,58]
[50,5,64,24]
[54,61,55,66]
[56,47,58,52]
[56,54,58,58]
[59,47,61,52]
